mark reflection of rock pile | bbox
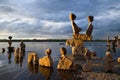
[66,13,95,59]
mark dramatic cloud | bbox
[0,0,120,39]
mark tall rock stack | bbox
[8,36,14,52]
[66,13,94,59]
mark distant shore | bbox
[0,39,108,42]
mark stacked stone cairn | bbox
[67,13,94,58]
[66,13,95,60]
[8,36,14,52]
[39,49,53,67]
[57,47,76,70]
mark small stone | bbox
[117,57,120,63]
[69,13,76,21]
[88,16,94,22]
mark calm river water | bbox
[0,42,120,80]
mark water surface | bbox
[0,42,120,80]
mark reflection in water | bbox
[28,63,39,74]
[106,45,117,57]
[14,56,24,67]
[28,63,53,80]
[39,66,53,80]
[2,48,5,53]
[57,70,75,80]
[14,54,24,67]
[106,46,111,51]
[7,52,12,64]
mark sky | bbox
[0,0,120,40]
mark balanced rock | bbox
[69,13,76,21]
[28,52,38,64]
[57,47,76,70]
[57,56,73,70]
[39,49,53,67]
[88,16,94,23]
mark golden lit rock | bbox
[117,57,120,63]
[73,34,92,40]
[57,56,73,70]
[28,52,38,64]
[57,47,76,70]
[39,56,53,67]
[39,49,53,67]
[66,39,84,47]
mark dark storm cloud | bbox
[0,0,120,39]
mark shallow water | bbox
[0,42,120,80]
